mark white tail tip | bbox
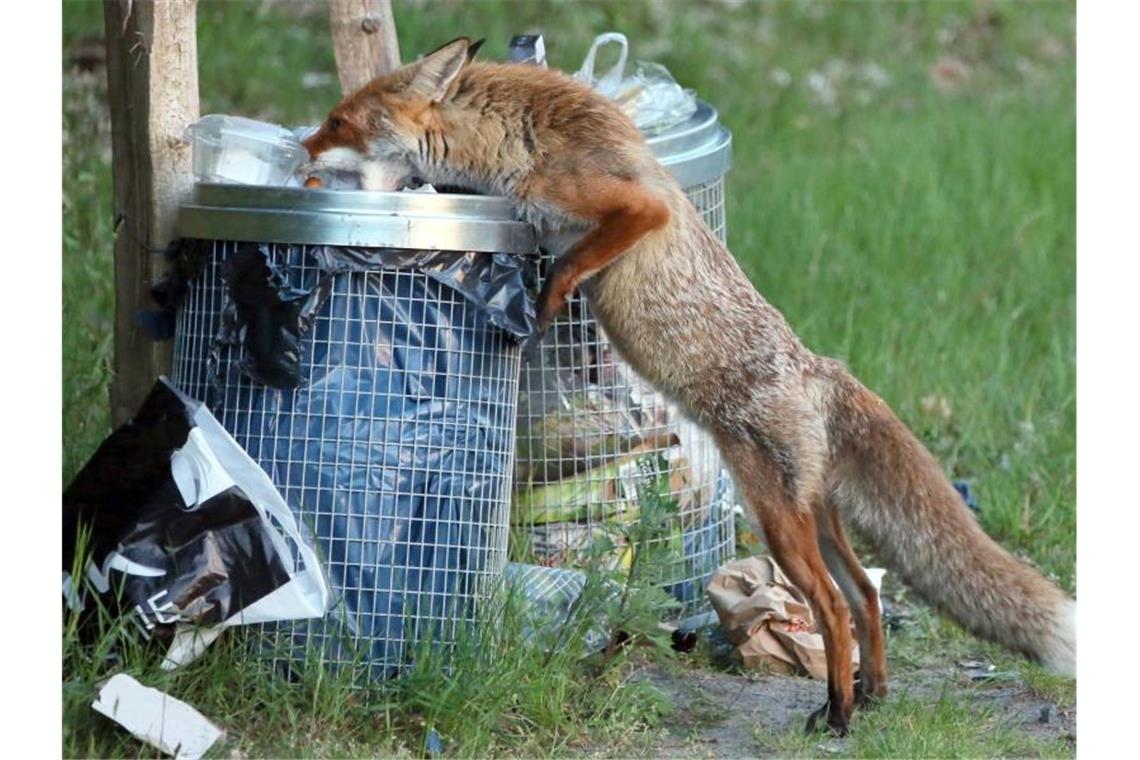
[1040,599,1076,677]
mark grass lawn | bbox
[63,1,1075,756]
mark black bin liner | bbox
[62,378,329,654]
[173,241,534,679]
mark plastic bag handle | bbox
[576,32,629,87]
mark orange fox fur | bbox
[303,38,1076,733]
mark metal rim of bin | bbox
[178,182,538,254]
[512,101,737,621]
[174,187,533,681]
[646,100,732,188]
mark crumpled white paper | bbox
[92,674,223,760]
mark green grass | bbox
[63,497,679,757]
[63,0,1075,756]
[756,688,1073,758]
[64,589,667,758]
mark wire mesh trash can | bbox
[512,101,736,618]
[173,183,537,680]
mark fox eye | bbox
[328,116,343,131]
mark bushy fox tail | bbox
[828,373,1076,676]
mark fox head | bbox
[303,37,484,191]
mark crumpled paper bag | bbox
[707,557,879,680]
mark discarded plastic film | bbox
[221,242,332,389]
[63,378,328,665]
[504,563,616,654]
[573,32,698,133]
[509,34,547,66]
[306,244,537,339]
[173,240,534,679]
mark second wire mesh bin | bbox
[511,101,737,618]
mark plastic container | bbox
[185,115,308,186]
[174,183,537,681]
[511,100,735,619]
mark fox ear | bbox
[466,38,485,62]
[407,37,477,102]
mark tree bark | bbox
[103,0,200,425]
[328,0,401,95]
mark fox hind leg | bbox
[717,435,857,735]
[816,503,889,707]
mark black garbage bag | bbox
[197,241,536,392]
[63,378,328,665]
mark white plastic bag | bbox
[573,32,697,133]
[161,394,331,668]
[63,378,330,670]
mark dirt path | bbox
[619,664,1076,758]
[635,665,826,756]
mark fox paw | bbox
[534,264,573,335]
[521,310,555,354]
[805,701,849,737]
[853,677,886,711]
[534,298,564,336]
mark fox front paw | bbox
[535,302,561,336]
[534,285,569,337]
[522,306,556,356]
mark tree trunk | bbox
[103,0,200,425]
[328,0,401,95]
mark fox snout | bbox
[302,115,367,160]
[300,143,416,192]
[301,111,418,191]
[301,132,320,161]
[302,128,331,161]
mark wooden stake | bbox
[329,0,401,95]
[103,0,200,425]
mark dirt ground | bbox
[619,663,1076,758]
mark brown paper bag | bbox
[706,557,861,680]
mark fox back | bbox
[302,42,813,434]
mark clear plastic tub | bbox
[185,115,308,186]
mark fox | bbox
[302,37,1076,734]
